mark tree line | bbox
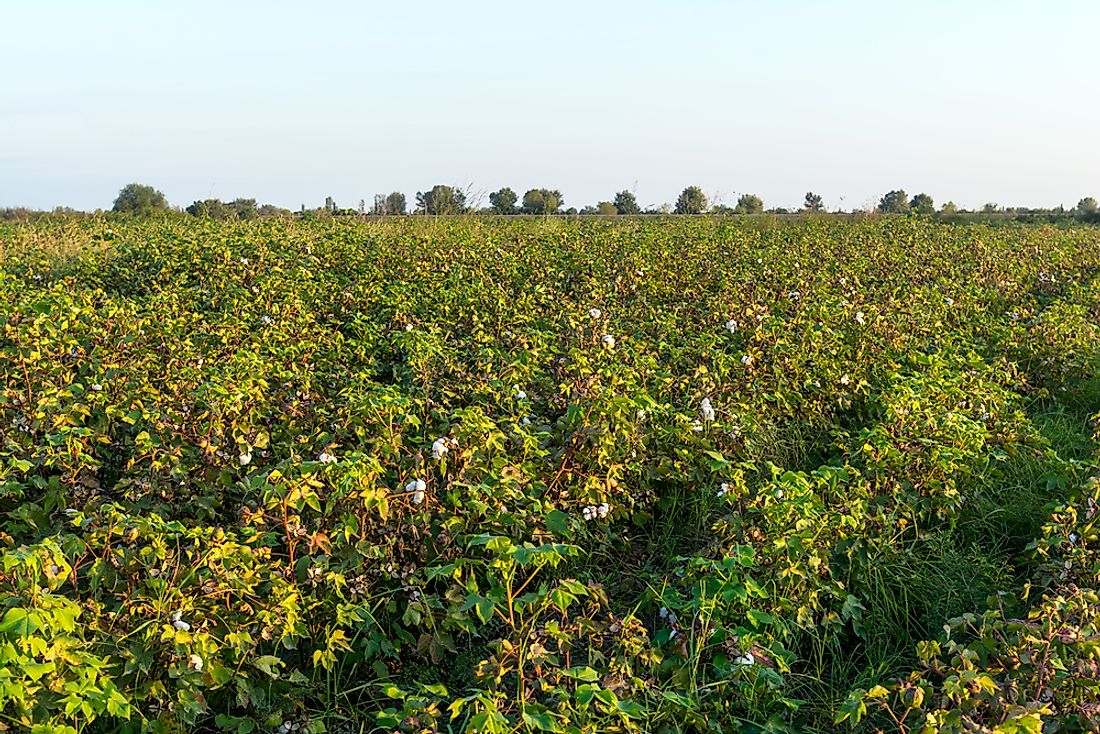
[11,182,1094,223]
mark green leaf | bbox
[545,510,571,537]
[522,711,560,732]
[560,666,599,682]
[0,608,37,637]
[22,661,56,680]
[253,655,284,678]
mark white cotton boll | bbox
[240,258,249,265]
[589,308,602,319]
[90,383,103,391]
[839,375,851,386]
[239,452,252,467]
[597,502,610,518]
[692,421,704,432]
[173,619,191,632]
[944,297,954,306]
[602,334,616,348]
[412,490,425,504]
[582,506,595,521]
[261,315,273,325]
[1069,533,1078,543]
[521,416,532,425]
[658,607,669,619]
[515,389,527,400]
[717,483,729,498]
[406,478,427,494]
[733,653,755,666]
[741,355,753,367]
[700,398,715,422]
[189,654,204,672]
[431,438,449,460]
[318,452,337,464]
[725,319,738,333]
[405,323,413,331]
[855,311,866,325]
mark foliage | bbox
[674,186,708,214]
[613,191,641,216]
[1,216,1099,733]
[521,189,563,215]
[112,184,169,216]
[373,192,407,216]
[416,185,467,214]
[878,190,909,214]
[909,193,935,215]
[489,188,518,215]
[734,194,764,214]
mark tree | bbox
[521,189,563,215]
[941,201,958,214]
[877,190,909,214]
[909,193,935,215]
[595,201,617,216]
[489,188,518,214]
[982,202,1001,214]
[1077,197,1098,214]
[734,194,764,214]
[381,192,407,215]
[613,190,641,215]
[803,192,824,212]
[416,185,466,214]
[674,186,708,215]
[186,199,229,218]
[112,183,168,215]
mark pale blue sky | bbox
[3,1,1098,212]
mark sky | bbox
[2,0,1098,212]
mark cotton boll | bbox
[189,654,204,672]
[239,452,252,467]
[431,438,449,460]
[318,452,337,464]
[602,334,616,348]
[733,653,755,666]
[700,398,715,422]
[589,308,602,319]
